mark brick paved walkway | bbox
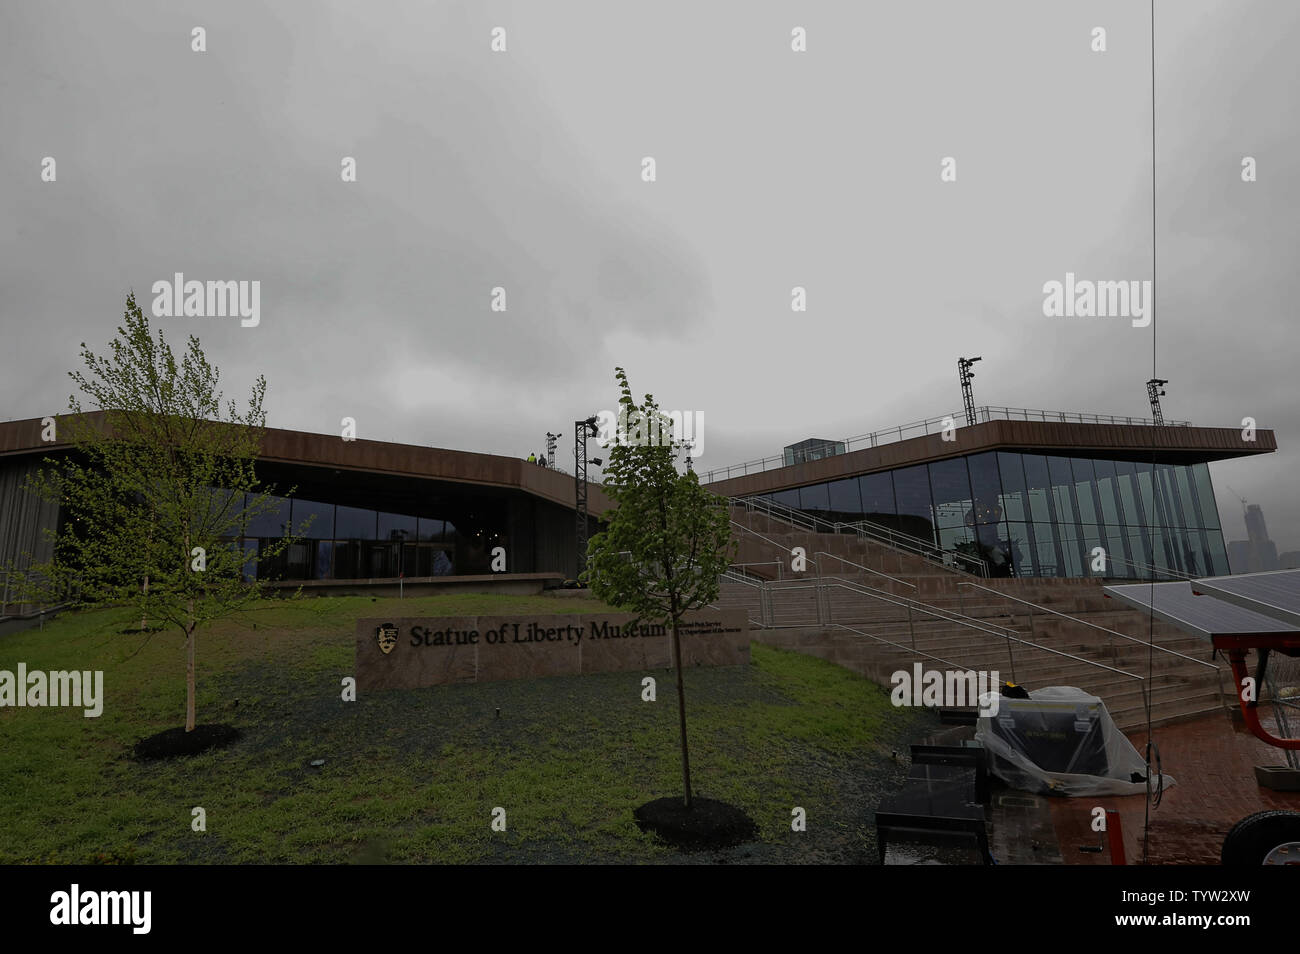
[1048,713,1300,865]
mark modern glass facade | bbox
[751,451,1228,579]
[221,494,505,581]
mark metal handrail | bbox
[730,560,784,580]
[955,580,1222,672]
[701,404,1192,483]
[734,493,988,577]
[826,622,966,672]
[833,517,988,577]
[818,578,1145,684]
[729,516,1014,637]
[717,554,1148,688]
[817,576,1023,641]
[1102,554,1198,582]
[715,568,771,627]
[727,520,820,575]
[814,550,916,590]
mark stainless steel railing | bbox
[701,404,1191,483]
[732,493,989,577]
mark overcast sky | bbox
[2,0,1297,553]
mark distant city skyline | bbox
[1226,499,1290,573]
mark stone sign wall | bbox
[355,609,750,689]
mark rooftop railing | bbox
[700,405,1191,484]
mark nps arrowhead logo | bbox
[376,623,399,655]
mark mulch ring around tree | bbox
[634,797,758,851]
[133,724,241,761]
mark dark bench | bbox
[875,742,991,864]
[910,743,989,802]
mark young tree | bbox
[15,292,299,732]
[584,368,735,808]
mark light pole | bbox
[959,356,982,427]
[1146,378,1168,425]
[574,416,600,580]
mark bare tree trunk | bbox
[671,615,693,809]
[185,598,196,732]
[142,575,148,631]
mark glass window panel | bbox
[859,472,895,518]
[432,548,455,576]
[1149,528,1173,575]
[1103,526,1132,578]
[1184,530,1209,578]
[826,477,862,520]
[197,487,243,538]
[939,526,973,549]
[771,488,800,510]
[1093,459,1122,525]
[1206,530,1228,576]
[929,457,973,529]
[242,494,289,538]
[240,539,258,581]
[1023,455,1055,523]
[798,482,830,514]
[336,505,376,539]
[1125,528,1151,573]
[255,538,286,580]
[1193,464,1221,530]
[332,542,360,579]
[1135,463,1157,528]
[1114,461,1142,526]
[315,540,333,579]
[291,499,334,539]
[1048,456,1078,526]
[1032,522,1063,577]
[968,452,1003,525]
[1071,459,1099,525]
[365,542,397,578]
[997,452,1028,523]
[1156,465,1185,529]
[1081,524,1104,575]
[1005,521,1035,578]
[284,541,313,580]
[976,523,1014,578]
[1057,519,1084,576]
[1167,529,1188,575]
[418,518,445,542]
[892,464,934,530]
[1173,466,1199,529]
[378,511,417,541]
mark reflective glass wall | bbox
[751,453,1228,579]
[221,494,508,581]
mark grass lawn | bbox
[0,592,936,864]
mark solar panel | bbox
[1102,580,1295,639]
[1190,568,1300,630]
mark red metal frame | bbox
[1213,635,1300,751]
[1105,809,1126,865]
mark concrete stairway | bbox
[719,506,1230,732]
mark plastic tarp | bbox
[974,686,1176,797]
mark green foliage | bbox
[583,368,735,806]
[7,291,301,727]
[583,367,734,627]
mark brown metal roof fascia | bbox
[0,413,612,516]
[706,420,1275,498]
